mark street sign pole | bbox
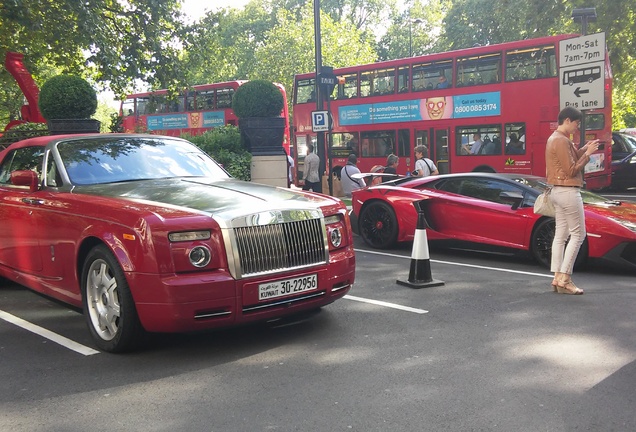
[313,0,325,193]
[326,95,333,196]
[319,66,337,196]
[572,7,597,148]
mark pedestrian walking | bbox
[302,143,322,193]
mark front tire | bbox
[530,218,589,269]
[82,245,144,353]
[359,201,398,248]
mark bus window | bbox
[146,95,167,114]
[157,97,170,113]
[340,74,358,99]
[585,114,604,130]
[295,78,315,104]
[412,59,453,91]
[164,96,181,113]
[435,129,449,162]
[398,129,410,158]
[398,66,410,93]
[457,125,502,155]
[456,52,501,87]
[330,132,359,157]
[185,91,195,111]
[136,97,149,115]
[122,98,135,116]
[361,130,395,157]
[216,88,234,108]
[196,89,215,110]
[360,71,372,97]
[506,45,557,81]
[372,68,395,95]
[505,123,526,155]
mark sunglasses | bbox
[427,101,446,109]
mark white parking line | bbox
[356,248,552,279]
[344,295,428,314]
[0,310,99,356]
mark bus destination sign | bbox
[558,32,606,110]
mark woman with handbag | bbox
[545,107,599,295]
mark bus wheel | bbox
[530,218,589,269]
[359,201,398,249]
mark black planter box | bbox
[239,117,285,156]
[47,119,101,135]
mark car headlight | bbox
[189,246,212,267]
[330,227,343,248]
[609,217,636,233]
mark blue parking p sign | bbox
[311,110,329,132]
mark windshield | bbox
[622,134,636,151]
[58,137,229,185]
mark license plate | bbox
[258,274,318,300]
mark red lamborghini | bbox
[351,173,636,270]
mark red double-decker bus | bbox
[121,80,291,152]
[292,34,612,191]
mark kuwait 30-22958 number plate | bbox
[258,274,317,300]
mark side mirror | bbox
[499,191,524,209]
[10,170,40,192]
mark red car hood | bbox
[585,200,636,221]
[72,178,335,216]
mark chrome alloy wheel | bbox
[85,258,120,341]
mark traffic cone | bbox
[396,200,444,289]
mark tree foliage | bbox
[182,1,376,114]
[250,4,377,98]
[1,0,185,97]
[376,0,447,60]
[183,126,251,181]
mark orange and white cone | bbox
[396,200,444,289]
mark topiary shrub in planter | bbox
[182,125,251,181]
[232,80,285,155]
[39,74,100,134]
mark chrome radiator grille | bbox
[234,217,327,277]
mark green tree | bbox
[251,4,377,101]
[183,126,251,180]
[94,99,118,133]
[182,2,376,115]
[376,0,447,60]
[0,0,185,99]
[181,3,278,86]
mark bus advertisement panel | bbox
[121,81,291,153]
[292,34,612,191]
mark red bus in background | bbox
[292,34,612,191]
[121,80,291,153]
